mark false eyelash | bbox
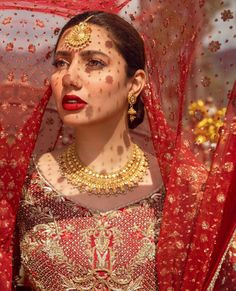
[52,59,69,68]
[86,59,106,68]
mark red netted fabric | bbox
[138,1,236,289]
[0,0,235,290]
[0,87,51,290]
[0,0,130,17]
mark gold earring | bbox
[128,93,137,122]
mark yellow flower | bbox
[189,100,207,119]
[189,98,226,145]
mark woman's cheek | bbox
[51,74,62,93]
[51,76,63,109]
[105,75,113,84]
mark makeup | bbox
[62,95,87,111]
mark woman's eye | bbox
[87,59,106,68]
[52,59,69,69]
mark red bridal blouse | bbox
[15,165,236,291]
[16,165,165,291]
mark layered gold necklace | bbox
[58,143,148,196]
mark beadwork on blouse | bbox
[17,165,165,291]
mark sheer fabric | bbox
[0,0,235,290]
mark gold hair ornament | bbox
[64,15,94,50]
[128,93,137,122]
[59,143,148,196]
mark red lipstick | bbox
[62,95,87,111]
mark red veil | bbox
[0,0,235,290]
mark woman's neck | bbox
[74,111,132,173]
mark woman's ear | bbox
[128,69,146,98]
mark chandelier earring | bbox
[128,93,137,122]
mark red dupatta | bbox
[139,1,236,288]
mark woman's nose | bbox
[62,72,82,90]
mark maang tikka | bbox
[64,15,94,51]
[128,93,137,122]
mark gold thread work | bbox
[59,143,149,196]
[207,229,236,290]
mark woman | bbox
[15,11,164,290]
[13,10,235,291]
[0,3,235,291]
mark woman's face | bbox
[51,23,133,127]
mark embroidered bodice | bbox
[17,167,165,291]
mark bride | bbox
[16,11,163,290]
[0,4,234,291]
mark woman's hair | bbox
[55,11,145,129]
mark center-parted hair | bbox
[55,11,145,129]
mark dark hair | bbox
[55,11,145,129]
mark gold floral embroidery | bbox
[18,170,164,290]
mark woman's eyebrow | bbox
[54,50,72,58]
[80,50,110,59]
[54,49,110,61]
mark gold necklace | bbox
[58,143,149,196]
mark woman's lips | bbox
[62,95,87,111]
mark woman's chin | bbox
[61,114,102,128]
[61,117,89,128]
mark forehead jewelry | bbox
[64,15,94,50]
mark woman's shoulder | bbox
[34,149,62,177]
[32,149,69,196]
[143,150,163,188]
[23,150,60,192]
[35,150,59,167]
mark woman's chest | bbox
[18,184,164,290]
